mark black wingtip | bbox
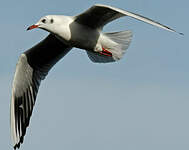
[13,145,17,150]
[179,32,184,36]
[14,142,20,150]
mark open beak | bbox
[27,24,39,31]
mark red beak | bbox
[27,24,39,31]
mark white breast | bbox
[53,16,74,42]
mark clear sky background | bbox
[0,0,188,150]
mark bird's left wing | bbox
[11,34,72,149]
[75,4,183,35]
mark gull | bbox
[10,4,182,149]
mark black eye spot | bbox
[41,19,46,23]
[50,19,54,23]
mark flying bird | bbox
[10,4,182,149]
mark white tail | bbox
[87,30,132,63]
[104,30,132,61]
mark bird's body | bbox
[10,4,182,149]
[59,16,100,50]
[39,15,126,55]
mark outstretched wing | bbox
[75,4,183,34]
[11,34,72,149]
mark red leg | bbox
[99,47,112,57]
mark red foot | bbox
[99,47,112,57]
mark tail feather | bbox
[104,30,132,61]
[87,30,132,63]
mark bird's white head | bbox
[27,15,74,41]
[27,15,59,33]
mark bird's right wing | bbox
[75,4,183,35]
[11,34,72,149]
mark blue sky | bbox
[0,0,188,150]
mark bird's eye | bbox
[41,19,46,23]
[50,19,54,23]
